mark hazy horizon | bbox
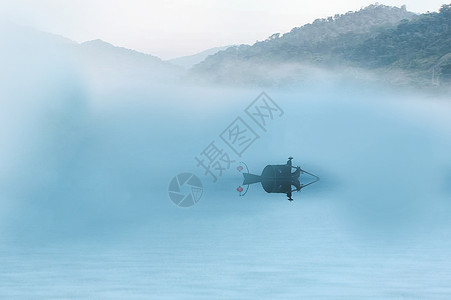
[0,0,448,59]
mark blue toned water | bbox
[1,72,451,298]
[1,218,451,298]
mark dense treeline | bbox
[192,4,451,86]
[350,5,451,76]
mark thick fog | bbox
[1,24,451,298]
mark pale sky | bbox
[0,0,447,59]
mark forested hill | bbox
[349,5,451,72]
[191,4,451,87]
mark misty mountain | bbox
[75,39,182,85]
[191,4,451,87]
[0,24,182,89]
[349,5,451,74]
[168,45,232,69]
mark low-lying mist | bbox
[1,24,450,249]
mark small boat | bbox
[237,157,319,201]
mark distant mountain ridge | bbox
[168,46,232,69]
[80,39,163,63]
[0,24,183,88]
[191,4,451,87]
[75,39,182,85]
[2,4,450,89]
